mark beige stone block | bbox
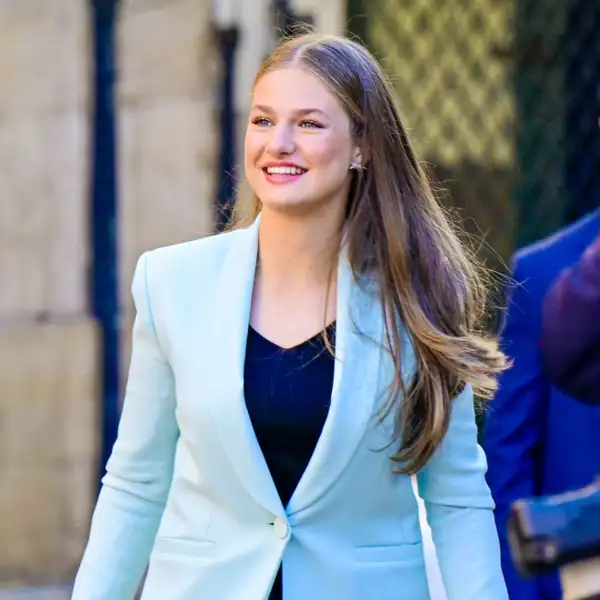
[0,318,99,585]
[0,109,89,319]
[1,331,65,467]
[0,112,48,319]
[0,1,90,111]
[0,243,46,320]
[42,111,90,317]
[0,465,66,583]
[118,0,218,103]
[118,98,217,306]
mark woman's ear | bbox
[353,141,372,168]
[352,147,364,169]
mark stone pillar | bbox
[0,0,99,586]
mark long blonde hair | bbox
[232,33,507,474]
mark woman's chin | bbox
[259,195,317,215]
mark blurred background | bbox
[0,0,598,598]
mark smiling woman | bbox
[72,33,509,600]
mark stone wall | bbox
[0,0,97,587]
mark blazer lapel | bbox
[287,251,386,516]
[205,216,285,520]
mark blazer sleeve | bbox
[72,251,179,600]
[482,256,548,600]
[416,385,508,600]
[540,234,600,403]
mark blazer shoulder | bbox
[514,210,600,270]
[509,210,600,298]
[144,227,247,281]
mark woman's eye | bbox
[251,117,272,127]
[299,120,322,129]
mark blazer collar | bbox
[206,215,385,519]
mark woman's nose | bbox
[266,124,295,155]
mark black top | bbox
[244,323,336,600]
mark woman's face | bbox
[245,66,359,215]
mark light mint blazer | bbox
[72,216,508,600]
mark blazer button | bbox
[273,517,290,540]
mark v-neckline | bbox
[248,322,337,352]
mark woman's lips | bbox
[262,166,308,184]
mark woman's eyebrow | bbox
[251,104,330,119]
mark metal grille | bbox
[348,0,600,269]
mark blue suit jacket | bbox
[73,216,507,600]
[483,209,600,600]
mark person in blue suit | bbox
[483,207,600,600]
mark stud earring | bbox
[349,162,365,171]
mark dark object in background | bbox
[508,480,600,600]
[540,226,600,405]
[214,23,240,232]
[270,0,314,39]
[90,0,122,490]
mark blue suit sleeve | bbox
[72,251,179,600]
[482,256,548,600]
[417,385,508,599]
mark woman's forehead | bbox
[252,67,346,116]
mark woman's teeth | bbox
[265,166,307,175]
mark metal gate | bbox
[348,0,600,270]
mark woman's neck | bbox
[256,206,343,289]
